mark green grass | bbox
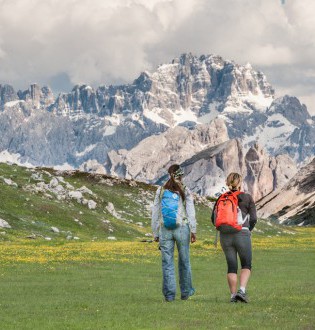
[1,163,315,329]
[0,163,156,241]
[0,162,305,243]
[0,247,314,329]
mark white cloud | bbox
[247,44,294,66]
[0,0,314,114]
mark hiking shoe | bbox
[236,289,248,303]
[165,297,175,302]
[230,295,237,303]
[181,288,195,300]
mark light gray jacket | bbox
[151,186,197,238]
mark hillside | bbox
[257,157,315,226]
[0,163,306,243]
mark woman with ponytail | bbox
[151,164,196,302]
[211,173,257,303]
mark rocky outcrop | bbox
[245,144,274,201]
[0,84,18,109]
[18,84,54,109]
[244,144,297,201]
[107,118,229,182]
[246,96,315,161]
[257,157,315,225]
[181,139,244,196]
[267,95,311,126]
[173,141,297,200]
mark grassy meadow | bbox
[0,163,314,329]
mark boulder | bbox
[88,200,97,209]
[0,218,11,229]
[49,177,59,188]
[51,226,60,233]
[68,191,83,200]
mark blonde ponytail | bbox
[226,172,242,191]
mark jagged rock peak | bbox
[17,83,54,109]
[0,84,18,109]
[49,52,275,118]
[267,95,311,126]
[244,143,297,201]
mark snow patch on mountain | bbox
[103,125,117,137]
[173,108,199,125]
[75,144,98,157]
[5,100,25,107]
[143,107,169,126]
[0,150,34,167]
[244,113,297,154]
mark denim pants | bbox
[159,223,193,300]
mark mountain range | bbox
[0,53,314,206]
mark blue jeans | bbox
[159,223,193,300]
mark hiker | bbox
[211,172,257,303]
[151,164,196,302]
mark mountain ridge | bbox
[0,53,314,174]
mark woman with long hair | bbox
[151,164,196,302]
[211,173,257,303]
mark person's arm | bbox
[185,188,197,242]
[151,187,162,240]
[248,195,257,231]
[211,199,218,226]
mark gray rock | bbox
[49,177,59,188]
[78,186,94,195]
[0,84,18,109]
[51,226,60,233]
[68,191,83,200]
[106,202,121,218]
[257,157,315,225]
[108,118,228,182]
[0,218,12,229]
[3,178,18,187]
[88,200,97,209]
[181,139,244,196]
[177,140,297,201]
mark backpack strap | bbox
[231,190,243,197]
[159,186,165,200]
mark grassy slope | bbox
[0,163,302,243]
[0,163,158,241]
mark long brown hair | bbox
[164,164,185,201]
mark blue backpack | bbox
[160,188,180,229]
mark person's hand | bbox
[191,233,196,244]
[154,237,159,242]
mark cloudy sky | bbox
[0,0,314,114]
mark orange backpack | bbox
[214,191,244,233]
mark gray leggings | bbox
[220,230,252,274]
